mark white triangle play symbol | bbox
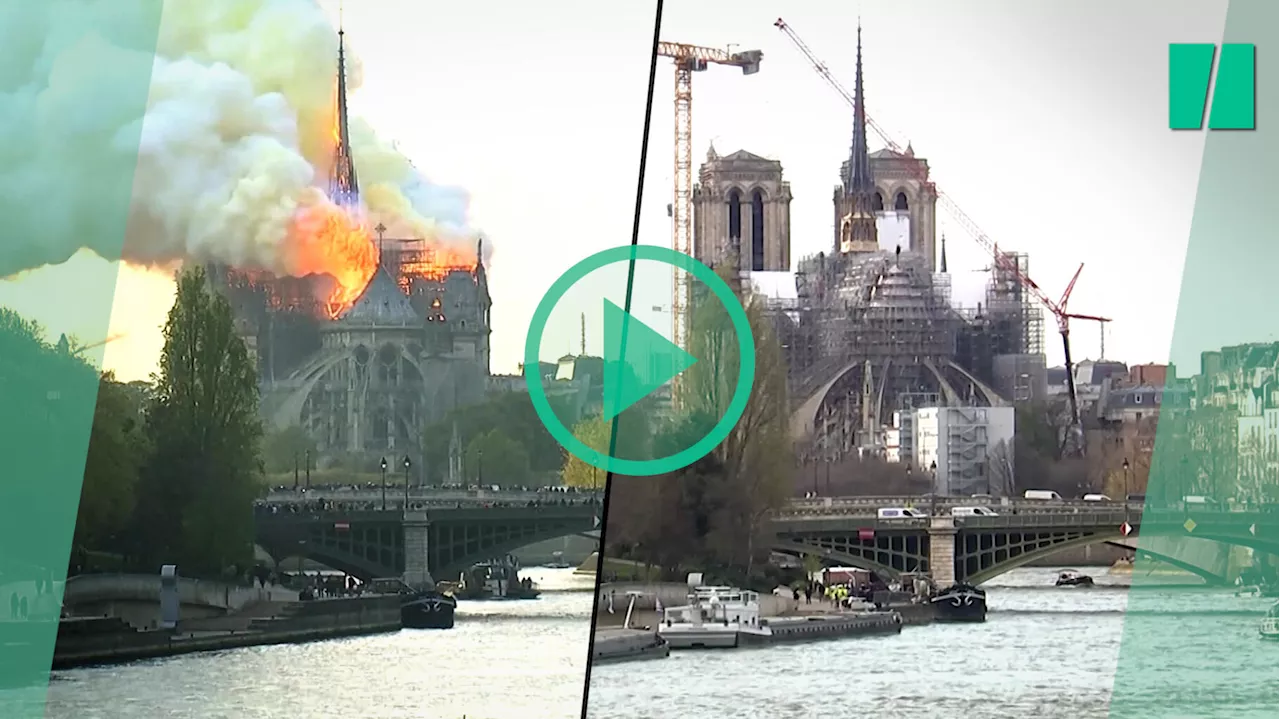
[1120,522,1133,537]
[593,515,601,529]
[1249,523,1256,536]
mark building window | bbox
[750,189,765,271]
[727,189,742,243]
[1133,394,1142,404]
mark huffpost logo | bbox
[1169,43,1256,130]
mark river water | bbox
[10,567,1277,718]
[586,567,1279,719]
[24,568,596,719]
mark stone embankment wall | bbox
[597,582,798,616]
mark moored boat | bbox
[1260,602,1279,641]
[368,578,457,629]
[658,576,772,649]
[930,583,987,623]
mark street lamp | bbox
[403,456,412,508]
[380,457,388,511]
[929,461,939,515]
[304,449,311,492]
[478,449,484,486]
[1122,458,1131,500]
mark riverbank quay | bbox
[51,594,401,669]
[592,628,670,665]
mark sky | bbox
[0,0,1240,379]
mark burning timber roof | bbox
[337,265,419,327]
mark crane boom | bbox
[656,41,762,358]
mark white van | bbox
[1182,495,1218,505]
[1081,493,1111,502]
[878,507,927,519]
[1023,490,1062,501]
[951,506,999,517]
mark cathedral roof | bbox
[719,149,775,164]
[337,265,419,326]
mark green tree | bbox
[607,269,794,582]
[262,424,316,476]
[561,417,609,490]
[74,373,149,555]
[131,266,263,576]
[464,429,531,487]
[422,391,570,482]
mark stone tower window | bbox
[873,192,884,212]
[750,189,765,272]
[894,192,909,211]
[727,188,742,244]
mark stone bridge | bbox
[770,500,1277,585]
[254,502,600,587]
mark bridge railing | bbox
[775,500,1146,518]
[255,502,600,523]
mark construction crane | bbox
[656,41,762,355]
[773,17,1108,454]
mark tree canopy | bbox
[464,429,531,487]
[74,372,149,554]
[604,271,794,585]
[561,417,610,489]
[130,266,264,576]
[422,390,569,483]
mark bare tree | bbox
[986,439,1016,496]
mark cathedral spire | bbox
[836,21,879,254]
[329,13,360,207]
[845,22,873,194]
[939,232,948,273]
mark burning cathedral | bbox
[210,27,492,469]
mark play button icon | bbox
[523,244,756,476]
[601,298,697,421]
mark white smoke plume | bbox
[0,0,481,280]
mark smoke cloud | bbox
[0,0,482,280]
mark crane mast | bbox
[773,18,1109,455]
[656,42,762,361]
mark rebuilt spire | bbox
[837,22,879,254]
[329,22,360,207]
[844,23,873,195]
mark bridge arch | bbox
[961,531,1237,585]
[772,539,902,580]
[771,530,929,580]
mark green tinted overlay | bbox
[523,244,756,477]
[1110,1,1278,717]
[0,2,162,709]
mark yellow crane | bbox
[656,41,762,356]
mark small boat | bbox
[1260,602,1279,641]
[930,583,987,623]
[658,575,772,649]
[1056,570,1095,587]
[544,551,573,570]
[456,556,541,600]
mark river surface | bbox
[587,567,1279,719]
[20,568,596,719]
[7,567,1277,718]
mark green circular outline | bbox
[523,244,756,476]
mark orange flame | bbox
[285,198,378,318]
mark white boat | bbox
[657,578,772,649]
[1260,602,1279,641]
